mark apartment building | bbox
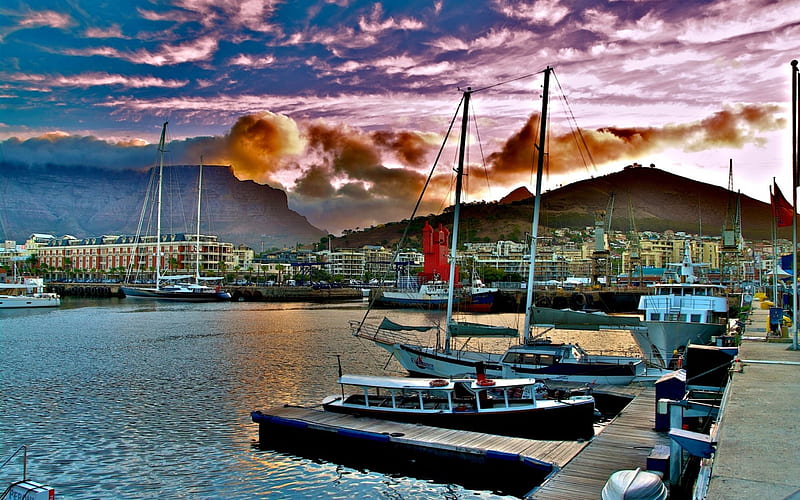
[37,233,234,278]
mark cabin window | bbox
[650,313,661,321]
[503,352,523,364]
[691,314,702,323]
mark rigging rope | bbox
[354,94,466,331]
[552,71,598,173]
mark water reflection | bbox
[1,299,636,498]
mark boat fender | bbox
[429,379,448,387]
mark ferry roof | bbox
[648,282,725,289]
[338,374,537,390]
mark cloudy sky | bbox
[2,0,799,234]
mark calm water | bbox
[0,298,637,499]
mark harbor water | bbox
[1,298,638,499]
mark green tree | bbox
[480,267,505,282]
[311,268,332,282]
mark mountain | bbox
[499,186,533,204]
[332,165,779,249]
[0,163,326,249]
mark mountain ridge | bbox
[0,163,326,250]
[332,165,780,249]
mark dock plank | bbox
[529,386,669,498]
[256,405,591,469]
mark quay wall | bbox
[49,283,363,302]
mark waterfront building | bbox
[320,248,365,280]
[37,233,234,280]
[232,245,255,271]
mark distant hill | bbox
[332,165,779,249]
[499,186,533,204]
[0,163,326,249]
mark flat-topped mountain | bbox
[0,163,326,249]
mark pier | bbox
[529,386,668,498]
[252,385,668,497]
[704,300,800,499]
[49,282,362,301]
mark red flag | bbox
[772,182,794,227]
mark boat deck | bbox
[255,405,589,467]
[529,386,669,498]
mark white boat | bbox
[121,124,231,302]
[634,245,728,368]
[321,372,596,441]
[0,277,61,309]
[378,280,451,307]
[354,317,652,385]
[352,68,656,385]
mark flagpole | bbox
[792,60,798,350]
[772,181,778,305]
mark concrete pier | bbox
[705,300,800,499]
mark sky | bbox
[1,0,799,235]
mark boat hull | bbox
[375,341,643,385]
[0,295,61,308]
[376,292,452,308]
[323,397,596,440]
[120,286,231,302]
[376,290,495,312]
[633,321,725,368]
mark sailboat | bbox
[121,123,231,302]
[353,68,655,385]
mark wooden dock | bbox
[253,405,589,468]
[530,386,669,498]
[253,386,668,498]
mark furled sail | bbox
[448,321,518,338]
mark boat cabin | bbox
[333,374,543,413]
[640,283,728,324]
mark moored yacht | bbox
[633,245,729,368]
[0,277,61,309]
[352,68,660,386]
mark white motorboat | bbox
[322,371,596,441]
[0,277,60,309]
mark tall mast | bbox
[523,67,552,344]
[443,89,471,354]
[772,180,779,305]
[155,122,167,289]
[791,60,798,351]
[196,155,203,282]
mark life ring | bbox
[476,378,496,387]
[570,293,586,308]
[429,379,448,387]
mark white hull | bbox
[120,285,231,302]
[374,340,647,386]
[633,321,724,368]
[0,278,61,308]
[0,295,61,308]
